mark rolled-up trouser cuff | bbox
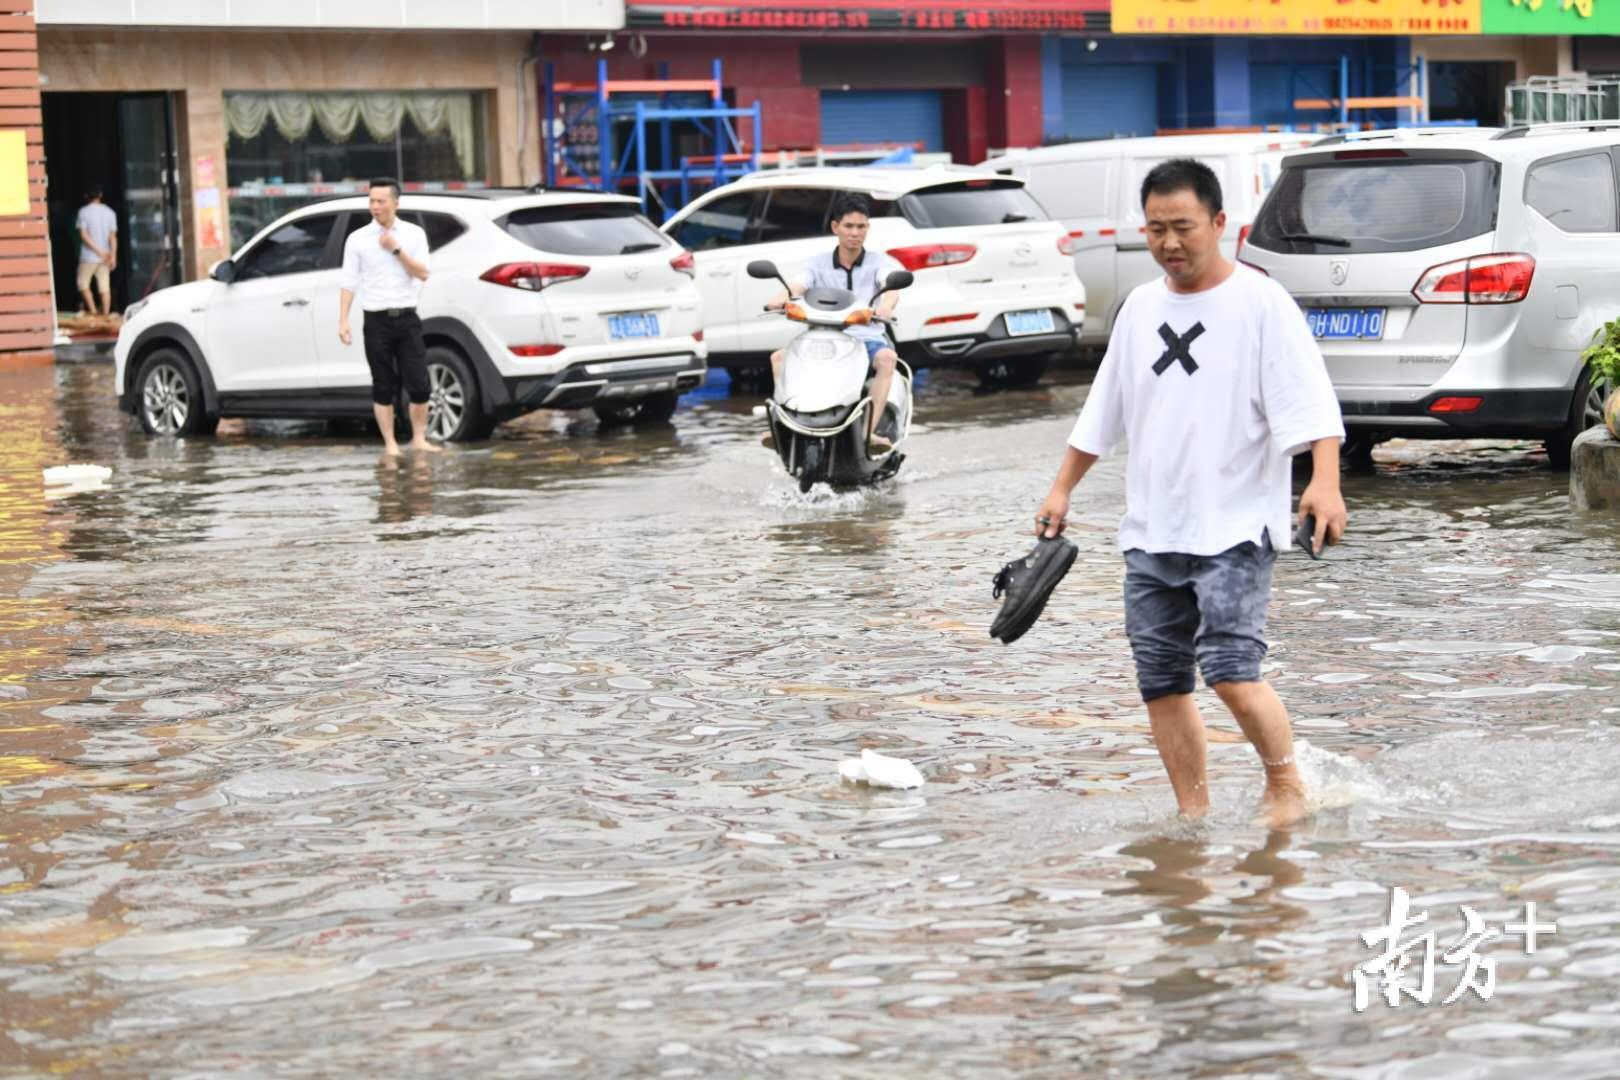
[1196,633,1267,688]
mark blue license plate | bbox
[1305,307,1386,341]
[1005,309,1055,337]
[608,313,660,340]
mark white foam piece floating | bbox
[43,464,113,486]
[839,748,924,790]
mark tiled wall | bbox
[0,0,50,364]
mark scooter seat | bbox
[990,535,1078,644]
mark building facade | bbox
[33,1,622,315]
[26,0,1611,327]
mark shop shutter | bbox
[819,90,945,152]
[1058,64,1158,140]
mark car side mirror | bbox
[884,270,914,291]
[746,260,780,280]
[210,259,236,284]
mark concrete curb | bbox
[1570,426,1620,512]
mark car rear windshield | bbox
[1248,157,1500,255]
[498,203,670,256]
[899,180,1048,229]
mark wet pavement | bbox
[3,362,1619,1078]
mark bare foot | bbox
[409,441,442,454]
[1258,778,1308,829]
[382,443,402,457]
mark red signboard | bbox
[627,1,1109,31]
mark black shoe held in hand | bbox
[990,535,1079,644]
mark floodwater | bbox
[3,362,1619,1078]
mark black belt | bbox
[366,307,416,318]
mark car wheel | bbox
[593,389,680,427]
[418,346,491,443]
[1547,367,1605,470]
[977,354,1050,390]
[136,348,217,437]
[1343,436,1378,473]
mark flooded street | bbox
[4,361,1620,1077]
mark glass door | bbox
[118,93,180,299]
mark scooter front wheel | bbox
[798,439,821,493]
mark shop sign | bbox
[1112,0,1482,35]
[627,0,1107,31]
[1482,0,1620,34]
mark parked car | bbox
[116,190,707,441]
[1239,123,1620,468]
[660,165,1085,387]
[986,132,1319,348]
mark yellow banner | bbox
[1112,0,1483,35]
[0,131,29,217]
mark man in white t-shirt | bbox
[76,188,118,316]
[766,194,903,454]
[338,178,436,456]
[1033,158,1347,828]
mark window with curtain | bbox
[224,91,486,249]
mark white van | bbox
[986,132,1319,346]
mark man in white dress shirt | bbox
[338,178,437,455]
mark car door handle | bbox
[282,298,311,307]
[708,269,732,278]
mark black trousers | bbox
[362,310,429,406]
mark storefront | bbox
[574,1,1112,162]
[34,2,622,312]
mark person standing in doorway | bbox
[337,178,437,456]
[76,188,118,316]
[1032,159,1346,828]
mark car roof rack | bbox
[1494,119,1620,139]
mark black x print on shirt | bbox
[1153,322,1204,377]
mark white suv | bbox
[116,190,707,442]
[661,166,1086,387]
[1240,124,1620,467]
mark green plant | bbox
[1582,316,1620,386]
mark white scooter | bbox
[749,259,915,493]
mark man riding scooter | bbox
[766,193,903,454]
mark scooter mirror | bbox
[883,270,914,291]
[746,260,781,280]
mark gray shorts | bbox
[1123,535,1276,702]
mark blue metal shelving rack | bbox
[542,59,762,221]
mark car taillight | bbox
[924,312,978,326]
[1429,396,1484,414]
[1412,254,1535,305]
[692,330,704,342]
[480,262,590,291]
[1058,231,1083,256]
[1236,223,1252,258]
[510,344,565,357]
[670,251,695,277]
[887,244,977,271]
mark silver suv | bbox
[1241,123,1620,467]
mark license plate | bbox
[1305,307,1386,341]
[608,312,660,340]
[1005,309,1055,337]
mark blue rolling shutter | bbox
[819,90,945,152]
[1058,64,1158,140]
